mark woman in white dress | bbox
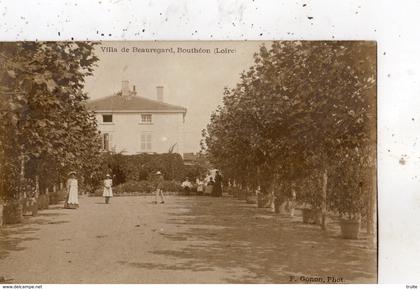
[65,171,79,209]
[103,174,113,204]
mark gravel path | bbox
[0,195,377,283]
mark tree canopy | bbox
[202,41,376,215]
[0,42,101,199]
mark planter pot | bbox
[302,208,312,223]
[232,189,239,198]
[205,185,213,196]
[257,194,272,208]
[3,200,23,225]
[274,203,281,214]
[273,197,281,214]
[37,194,49,210]
[238,190,247,200]
[340,219,361,239]
[22,198,30,216]
[22,198,37,216]
[49,193,59,205]
[37,195,43,210]
[312,209,322,225]
[44,193,50,209]
[31,200,38,216]
[257,194,264,208]
[56,191,66,202]
[36,195,42,210]
[246,195,257,205]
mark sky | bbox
[84,41,266,153]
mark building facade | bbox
[87,81,187,155]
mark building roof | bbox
[86,92,187,113]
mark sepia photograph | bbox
[0,40,377,284]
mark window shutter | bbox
[103,133,110,151]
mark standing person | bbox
[65,171,79,209]
[181,177,193,195]
[196,177,204,196]
[154,171,165,204]
[214,170,223,197]
[103,174,113,204]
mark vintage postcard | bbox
[0,41,377,284]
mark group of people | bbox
[63,169,223,209]
[181,170,223,197]
[64,171,114,209]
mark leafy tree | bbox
[0,42,101,203]
[203,41,376,222]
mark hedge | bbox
[92,180,184,196]
[100,152,207,186]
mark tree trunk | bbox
[321,169,328,230]
[35,175,39,198]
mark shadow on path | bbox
[142,197,377,283]
[0,205,68,260]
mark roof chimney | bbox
[156,86,164,102]
[122,80,129,97]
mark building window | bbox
[102,114,113,123]
[140,132,152,152]
[102,133,110,151]
[141,114,152,123]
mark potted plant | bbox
[295,182,312,223]
[246,186,257,205]
[301,207,312,223]
[231,187,239,198]
[256,187,268,207]
[298,175,323,224]
[3,198,23,224]
[238,187,247,200]
[329,155,368,240]
[2,177,29,224]
[256,175,274,208]
[24,179,38,216]
[224,185,238,198]
[22,196,38,216]
[37,192,50,210]
[49,185,61,205]
[273,194,283,214]
[334,183,364,239]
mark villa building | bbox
[87,81,187,155]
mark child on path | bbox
[103,174,113,204]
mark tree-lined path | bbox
[0,196,376,284]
